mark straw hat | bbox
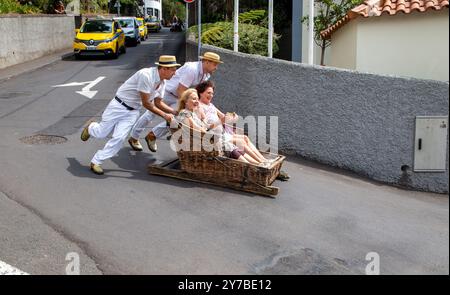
[199,52,224,64]
[155,55,181,67]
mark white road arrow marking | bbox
[76,90,98,99]
[0,260,29,275]
[53,82,88,87]
[76,76,106,99]
[52,76,106,99]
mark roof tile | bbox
[321,0,449,39]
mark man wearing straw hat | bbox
[80,55,180,175]
[128,52,223,153]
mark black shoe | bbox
[277,170,290,181]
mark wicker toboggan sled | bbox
[148,122,286,197]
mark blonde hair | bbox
[178,88,198,112]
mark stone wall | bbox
[187,41,449,193]
[0,15,74,69]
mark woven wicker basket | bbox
[177,151,283,186]
[173,124,284,187]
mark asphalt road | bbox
[0,28,448,275]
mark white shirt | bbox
[200,102,223,135]
[165,61,210,98]
[201,102,220,124]
[199,102,236,152]
[115,67,165,110]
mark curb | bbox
[0,50,74,83]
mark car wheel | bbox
[120,45,126,54]
[112,44,119,59]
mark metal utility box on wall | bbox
[414,116,449,172]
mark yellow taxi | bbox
[136,17,148,41]
[73,19,126,59]
[145,16,161,33]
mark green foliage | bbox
[302,0,364,47]
[238,9,266,25]
[0,0,42,14]
[0,0,116,14]
[301,0,364,64]
[188,9,280,57]
[201,0,291,31]
[201,25,226,44]
[189,21,280,57]
[162,0,185,23]
[32,0,56,13]
[80,0,115,14]
[82,0,109,13]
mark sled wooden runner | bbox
[148,158,280,198]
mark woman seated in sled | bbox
[194,81,270,165]
[176,88,267,165]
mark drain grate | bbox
[19,134,68,145]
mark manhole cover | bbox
[19,134,68,145]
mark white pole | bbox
[186,2,189,31]
[268,0,273,58]
[308,0,314,65]
[198,0,202,59]
[233,0,239,52]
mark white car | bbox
[113,17,141,46]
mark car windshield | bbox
[118,19,134,28]
[80,20,113,33]
[137,20,143,26]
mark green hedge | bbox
[189,21,280,57]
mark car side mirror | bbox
[117,28,122,33]
[74,29,79,34]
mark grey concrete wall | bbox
[187,41,449,193]
[0,15,75,69]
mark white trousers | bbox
[152,100,178,139]
[129,110,156,139]
[89,99,140,165]
[130,92,178,140]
